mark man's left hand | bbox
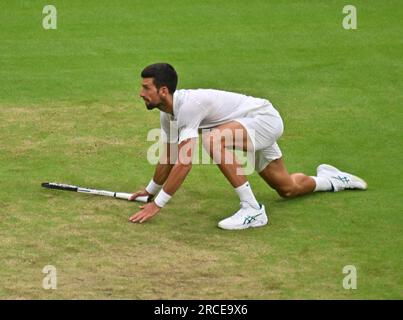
[129,202,161,224]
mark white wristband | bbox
[145,179,163,195]
[154,189,172,208]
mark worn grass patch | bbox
[1,0,402,299]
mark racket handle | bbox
[115,192,148,203]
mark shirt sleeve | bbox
[177,99,207,144]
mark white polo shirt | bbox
[160,89,280,144]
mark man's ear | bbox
[159,86,170,97]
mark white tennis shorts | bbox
[234,104,284,172]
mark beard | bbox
[144,99,162,110]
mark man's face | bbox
[140,78,163,110]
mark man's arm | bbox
[152,142,177,185]
[129,138,196,223]
[129,142,176,201]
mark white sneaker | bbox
[317,164,368,192]
[218,202,268,230]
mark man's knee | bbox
[276,185,296,198]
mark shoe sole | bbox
[218,219,268,230]
[317,164,368,190]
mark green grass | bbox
[0,0,402,299]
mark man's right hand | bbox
[128,189,152,202]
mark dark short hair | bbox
[141,63,178,94]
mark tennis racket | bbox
[41,182,149,203]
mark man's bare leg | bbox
[259,159,369,197]
[202,121,260,209]
[258,158,316,198]
[202,122,319,199]
[203,121,270,229]
[202,121,252,186]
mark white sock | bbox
[311,176,333,192]
[235,182,260,209]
